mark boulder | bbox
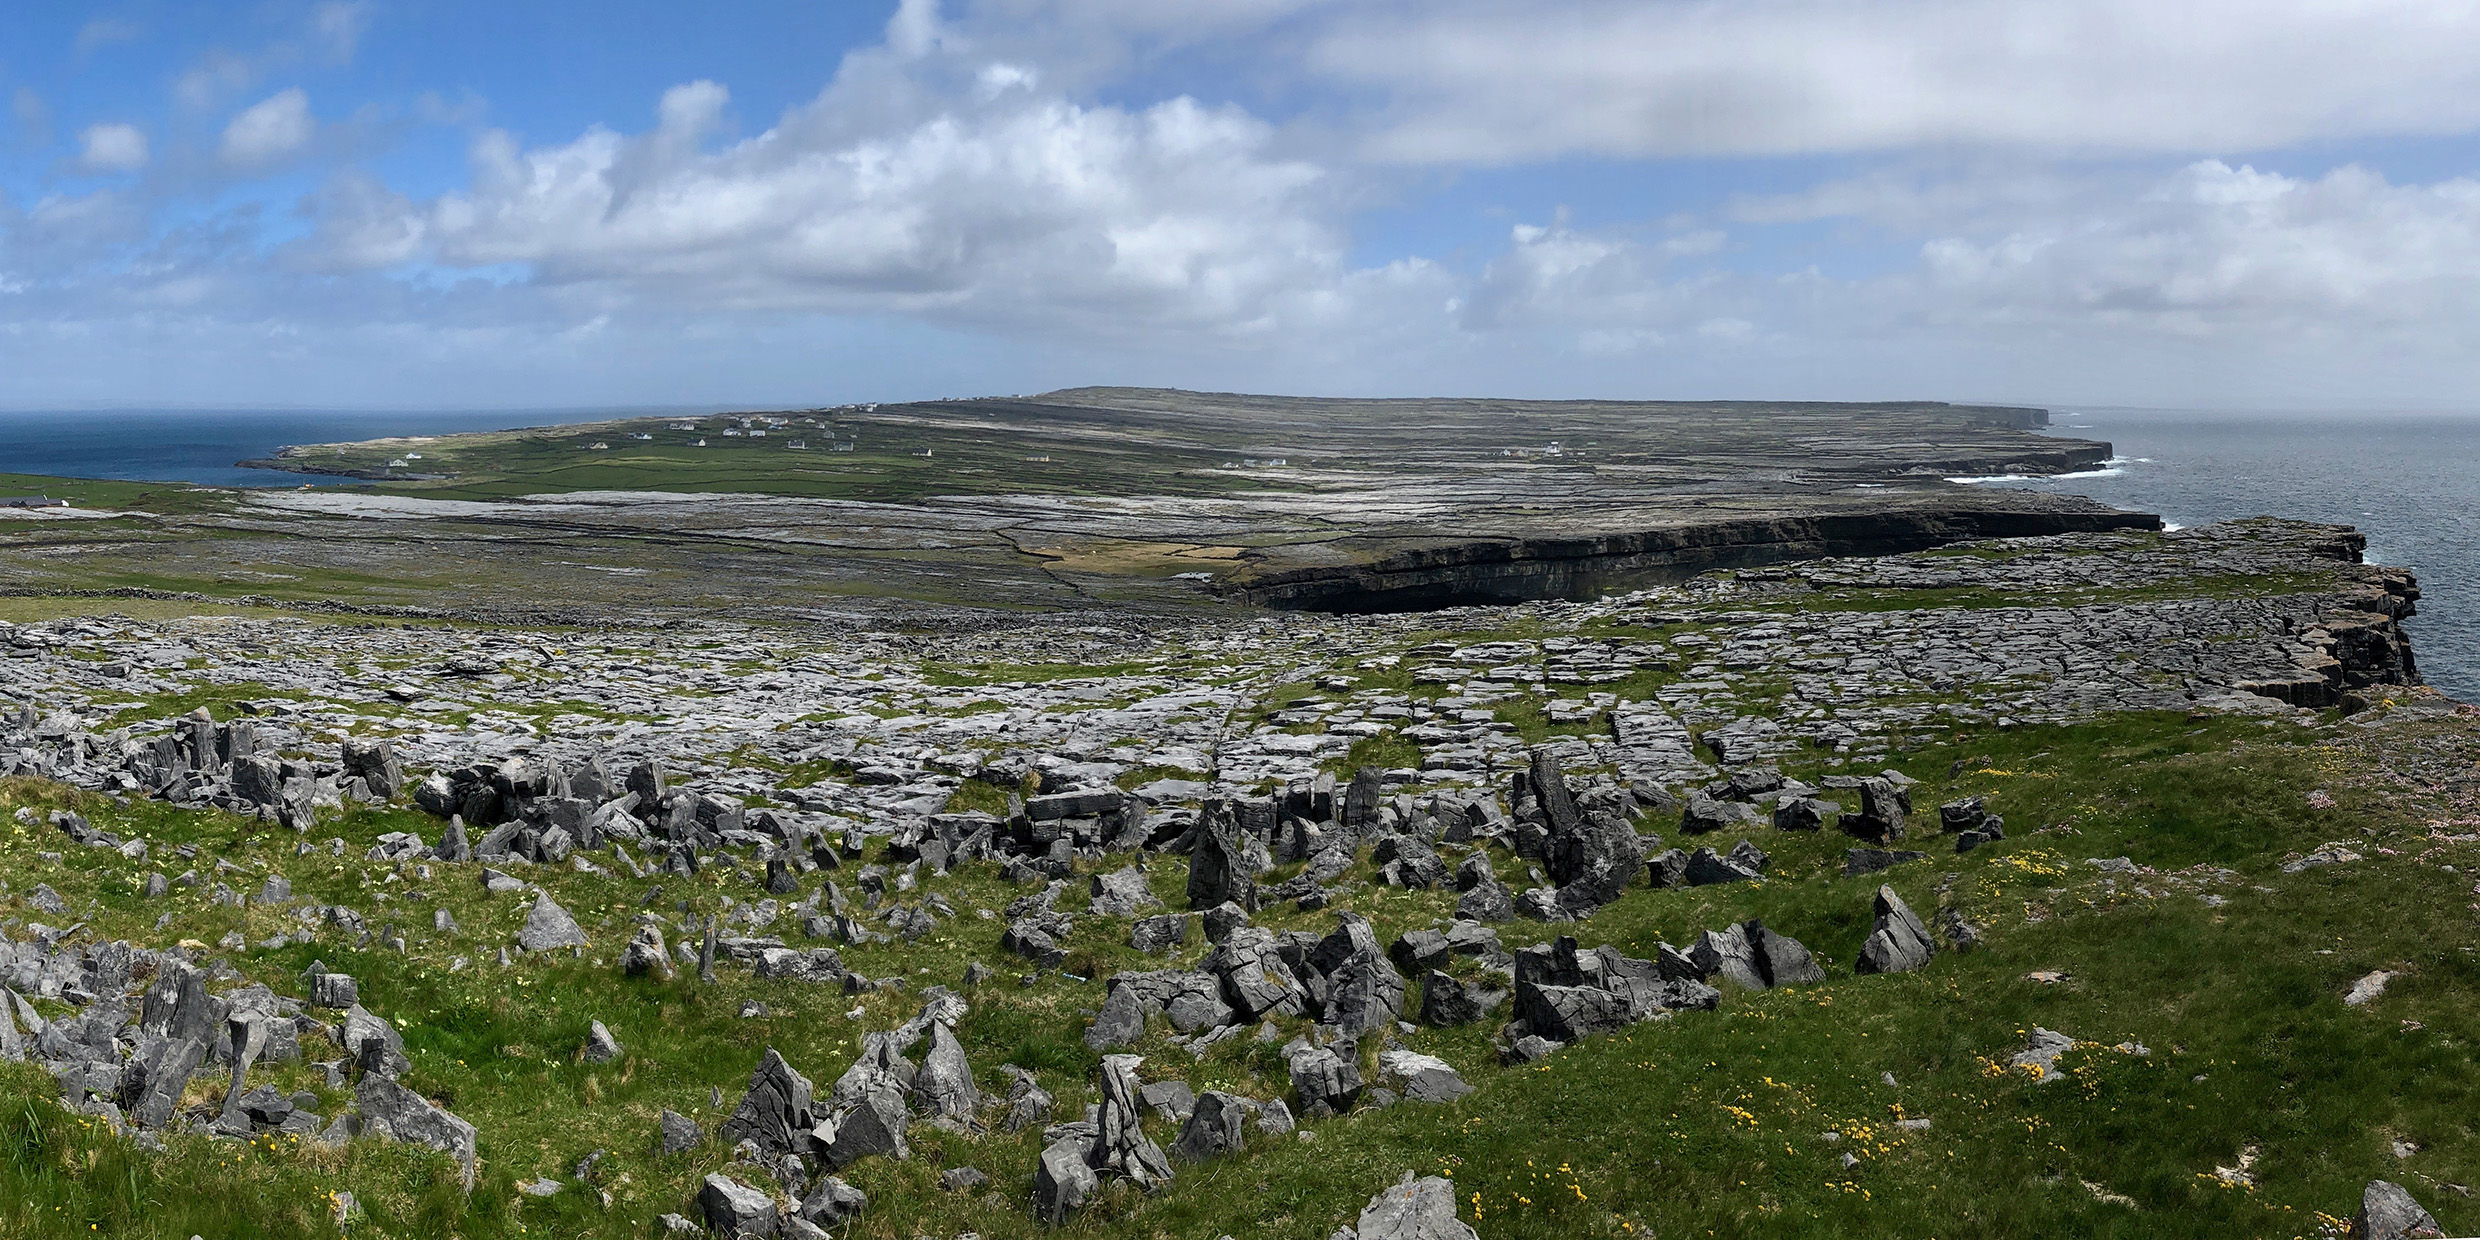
[355,1074,479,1190]
[1089,866,1163,919]
[1855,885,1935,975]
[697,1173,778,1240]
[796,1176,867,1227]
[1844,848,1929,877]
[582,1020,623,1064]
[1772,797,1834,831]
[910,1023,979,1126]
[1092,1054,1174,1187]
[1684,847,1763,886]
[718,1048,816,1160]
[820,1089,909,1169]
[1322,951,1407,1038]
[1034,1138,1099,1224]
[1379,1050,1473,1104]
[1171,1089,1250,1162]
[1845,777,1908,843]
[1680,792,1758,835]
[658,1109,704,1154]
[1417,971,1505,1027]
[2353,1180,2443,1240]
[1130,913,1188,953]
[342,738,405,801]
[516,892,588,953]
[1205,928,1308,1021]
[1286,1043,1364,1116]
[1353,1173,1480,1240]
[621,925,676,981]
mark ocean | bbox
[0,409,567,488]
[1979,409,2480,704]
[0,406,2472,701]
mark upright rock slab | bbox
[1186,799,1257,912]
[1855,885,1935,975]
[719,1048,816,1159]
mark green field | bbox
[2,702,2472,1239]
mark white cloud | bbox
[1914,160,2480,334]
[1284,0,2480,163]
[75,123,149,173]
[326,78,1342,337]
[222,89,316,167]
[175,50,260,111]
[311,2,375,63]
[73,18,145,56]
[887,0,951,58]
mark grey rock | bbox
[1201,901,1250,944]
[1843,848,1929,877]
[697,1173,779,1240]
[1186,799,1257,912]
[1773,797,1834,831]
[719,1048,816,1160]
[796,1175,867,1226]
[583,1020,623,1064]
[910,1022,979,1126]
[621,924,676,981]
[1417,971,1505,1027]
[1845,777,1909,843]
[356,1073,479,1190]
[1172,1089,1249,1162]
[1855,884,1935,975]
[516,891,588,952]
[343,737,405,801]
[1683,847,1763,886]
[1090,866,1163,918]
[1286,1043,1363,1117]
[821,1088,909,1169]
[2353,1180,2442,1240]
[1034,1137,1099,1224]
[1354,1173,1480,1240]
[1139,1079,1195,1125]
[1130,913,1188,953]
[1093,1053,1173,1186]
[659,1109,704,1154]
[309,971,358,1010]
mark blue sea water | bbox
[1979,409,2480,704]
[0,409,562,488]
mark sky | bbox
[9,1,2480,411]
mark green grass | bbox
[0,703,2472,1238]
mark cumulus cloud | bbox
[26,0,2480,409]
[1286,0,2480,162]
[75,123,149,173]
[222,89,316,167]
[323,77,1342,336]
[1914,160,2480,334]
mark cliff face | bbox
[1232,505,2165,612]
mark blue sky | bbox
[9,0,2480,410]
